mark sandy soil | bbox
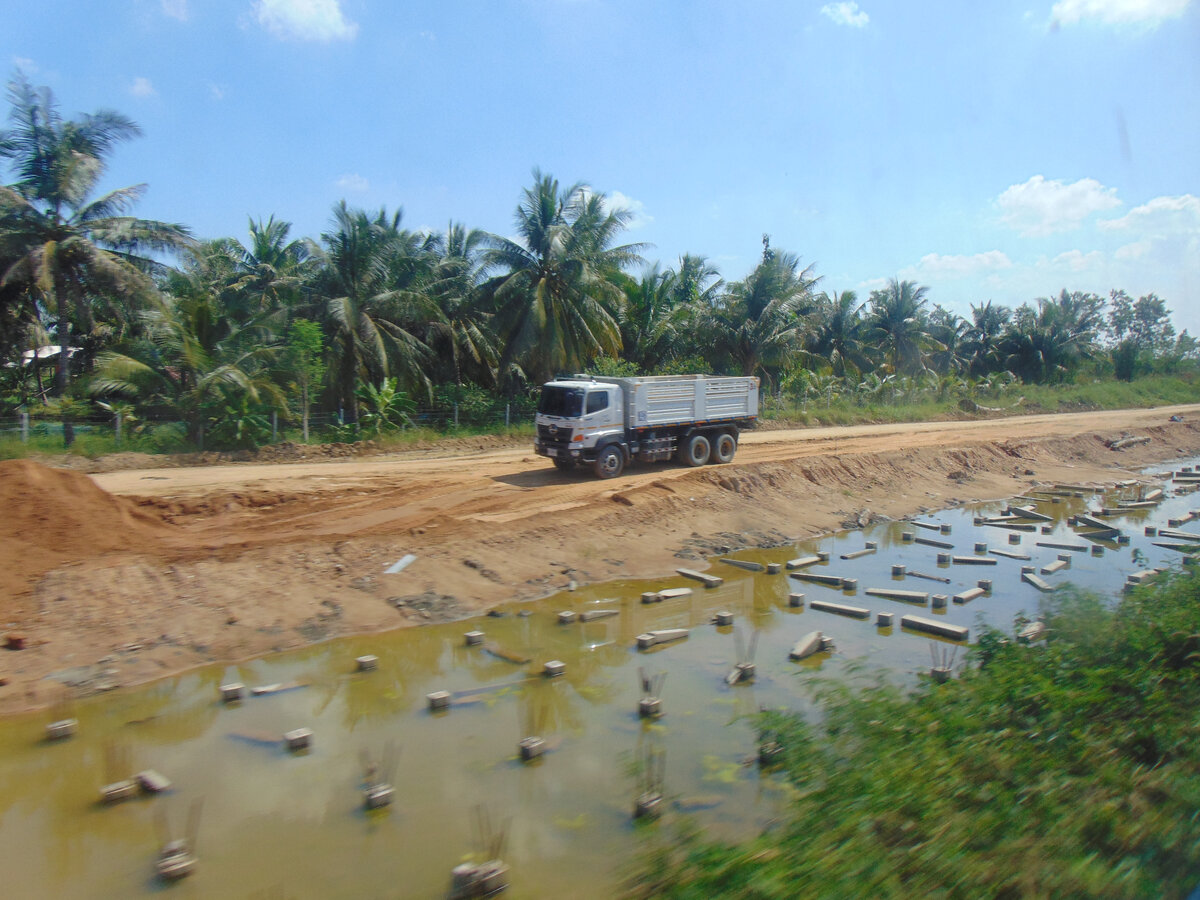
[2,404,1199,715]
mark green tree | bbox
[807,289,868,377]
[963,300,1012,377]
[0,72,192,442]
[483,169,645,387]
[309,201,439,422]
[865,278,938,376]
[355,376,415,435]
[284,318,326,441]
[423,221,497,386]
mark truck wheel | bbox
[682,434,711,467]
[552,456,575,472]
[594,445,625,479]
[713,432,737,464]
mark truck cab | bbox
[534,378,625,473]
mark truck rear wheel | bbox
[682,434,711,467]
[713,432,737,464]
[594,445,625,479]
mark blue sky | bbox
[5,0,1199,335]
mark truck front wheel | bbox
[713,432,737,464]
[682,434,711,467]
[594,445,625,479]
[552,456,576,472]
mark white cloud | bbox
[208,82,226,101]
[13,56,38,73]
[820,1,870,27]
[335,173,369,193]
[1099,193,1200,233]
[603,190,654,229]
[130,77,157,98]
[161,0,189,22]
[1050,0,1191,27]
[253,0,358,42]
[904,251,1014,280]
[997,175,1121,237]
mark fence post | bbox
[114,413,121,448]
[505,403,510,428]
[453,402,459,428]
[272,410,278,443]
[20,411,29,443]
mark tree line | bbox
[1,73,1195,449]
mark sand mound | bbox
[0,459,170,604]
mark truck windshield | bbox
[537,385,584,417]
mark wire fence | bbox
[0,400,537,451]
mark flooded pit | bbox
[2,464,1197,899]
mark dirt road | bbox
[2,404,1198,714]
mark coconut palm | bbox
[232,215,311,319]
[926,306,969,375]
[482,169,645,387]
[807,289,869,377]
[963,300,1011,377]
[422,221,497,386]
[309,201,440,422]
[617,265,684,372]
[865,279,938,376]
[0,73,191,440]
[706,240,819,386]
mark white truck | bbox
[533,374,760,478]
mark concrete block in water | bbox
[718,557,765,573]
[901,531,915,542]
[931,594,948,609]
[1037,541,1088,552]
[450,862,509,900]
[876,611,894,627]
[865,588,928,603]
[714,611,734,626]
[789,631,826,660]
[136,770,171,794]
[974,542,988,553]
[638,696,663,718]
[989,548,1030,560]
[364,783,394,809]
[790,571,846,588]
[917,536,954,550]
[45,718,77,741]
[786,555,822,570]
[427,691,451,711]
[1008,533,1022,545]
[356,655,378,671]
[220,682,244,703]
[911,520,940,531]
[766,563,783,575]
[808,599,870,619]
[579,608,620,622]
[557,610,577,624]
[543,660,566,678]
[284,728,312,751]
[900,615,968,641]
[1022,571,1055,592]
[677,568,723,588]
[101,779,138,803]
[464,631,484,646]
[930,667,951,683]
[634,791,664,820]
[937,553,951,565]
[977,580,992,591]
[788,592,805,608]
[1091,545,1105,556]
[840,547,875,560]
[732,661,756,683]
[891,564,906,576]
[953,587,985,604]
[519,736,546,760]
[817,551,831,562]
[953,556,997,566]
[940,524,952,535]
[841,578,858,591]
[636,629,689,650]
[1018,622,1048,643]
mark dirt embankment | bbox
[1,405,1198,715]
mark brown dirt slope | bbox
[0,459,170,609]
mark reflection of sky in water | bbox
[1,461,1197,898]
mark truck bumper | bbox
[534,440,585,461]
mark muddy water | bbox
[2,467,1197,899]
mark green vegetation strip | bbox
[627,571,1200,899]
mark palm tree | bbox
[706,239,819,387]
[808,289,869,377]
[866,278,938,376]
[926,305,969,375]
[233,215,311,319]
[963,300,1011,377]
[1002,291,1102,383]
[0,73,191,443]
[423,221,497,386]
[308,201,440,422]
[482,169,645,387]
[617,264,681,372]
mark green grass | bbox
[626,569,1200,899]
